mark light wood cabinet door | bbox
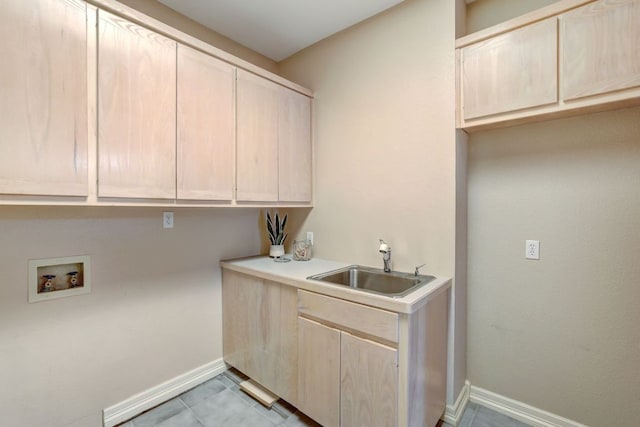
[278,88,312,202]
[222,270,298,404]
[561,0,640,101]
[461,17,558,120]
[341,332,398,427]
[236,70,279,202]
[297,317,340,427]
[0,0,87,196]
[177,44,235,201]
[97,10,176,199]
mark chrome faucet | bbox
[379,239,392,273]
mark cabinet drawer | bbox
[298,290,398,344]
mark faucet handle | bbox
[414,264,426,276]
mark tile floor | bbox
[437,402,531,427]
[121,369,530,427]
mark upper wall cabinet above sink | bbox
[456,0,640,132]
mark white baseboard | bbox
[103,358,227,427]
[469,384,588,427]
[442,381,470,426]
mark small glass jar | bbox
[293,239,312,261]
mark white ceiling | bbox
[156,0,405,61]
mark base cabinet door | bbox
[297,317,340,427]
[221,270,298,404]
[341,332,398,427]
[297,317,398,427]
[0,0,87,197]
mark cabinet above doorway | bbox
[456,0,640,132]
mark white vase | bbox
[269,244,285,258]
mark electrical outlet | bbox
[306,231,314,245]
[163,211,174,229]
[526,240,540,260]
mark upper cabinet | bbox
[461,18,557,120]
[457,0,640,132]
[0,0,88,197]
[236,70,280,202]
[560,0,640,101]
[279,88,312,203]
[97,10,177,199]
[237,70,313,203]
[0,0,312,206]
[177,44,235,201]
[98,13,238,202]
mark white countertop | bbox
[220,256,451,314]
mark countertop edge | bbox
[220,257,452,314]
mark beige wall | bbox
[466,0,560,33]
[468,107,640,425]
[0,207,262,426]
[453,0,469,405]
[279,0,463,403]
[466,3,640,425]
[116,0,278,73]
[280,0,457,282]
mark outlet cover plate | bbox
[163,212,174,229]
[526,240,540,260]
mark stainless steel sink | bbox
[307,265,435,298]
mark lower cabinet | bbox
[221,269,297,404]
[340,332,398,427]
[221,267,449,427]
[297,293,399,427]
[298,317,398,427]
[297,317,341,427]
